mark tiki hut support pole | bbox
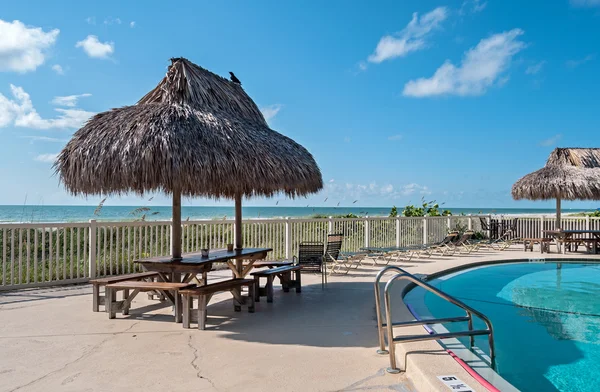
[172,188,182,261]
[235,193,243,251]
[556,197,562,230]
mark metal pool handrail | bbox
[374,266,496,374]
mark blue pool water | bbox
[404,261,600,392]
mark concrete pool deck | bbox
[2,246,599,392]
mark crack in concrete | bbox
[7,322,140,392]
[187,334,218,391]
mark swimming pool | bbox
[404,261,600,392]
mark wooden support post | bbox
[235,194,243,250]
[172,188,182,261]
[89,219,97,279]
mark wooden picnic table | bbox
[135,248,272,321]
[542,230,600,254]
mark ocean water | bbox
[0,205,594,223]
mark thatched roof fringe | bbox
[55,58,323,199]
[512,147,600,201]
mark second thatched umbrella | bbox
[55,58,323,260]
[512,148,600,229]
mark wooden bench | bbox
[251,265,302,303]
[561,237,600,253]
[179,279,255,330]
[523,238,553,253]
[90,271,160,312]
[105,281,195,322]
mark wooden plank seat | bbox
[561,237,600,252]
[251,265,302,303]
[252,261,294,268]
[179,279,255,330]
[104,281,195,321]
[523,238,553,253]
[90,271,160,312]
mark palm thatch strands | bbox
[512,147,600,228]
[55,58,323,259]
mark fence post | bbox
[285,217,292,259]
[328,216,333,234]
[395,217,401,247]
[447,216,451,232]
[364,218,370,248]
[487,215,492,239]
[169,218,174,257]
[423,217,428,245]
[468,216,472,230]
[88,219,97,279]
[586,215,590,231]
[540,216,544,238]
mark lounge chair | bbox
[475,229,517,250]
[324,234,364,277]
[448,231,478,254]
[418,232,460,256]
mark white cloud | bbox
[51,93,92,107]
[381,184,394,194]
[0,84,94,130]
[388,134,403,141]
[400,183,432,196]
[540,134,562,147]
[0,19,59,73]
[104,17,122,25]
[85,17,96,25]
[22,135,68,143]
[34,153,58,163]
[566,54,595,68]
[403,29,526,97]
[525,61,546,75]
[51,64,64,75]
[260,104,283,123]
[570,0,600,7]
[130,21,136,28]
[367,7,448,64]
[76,35,114,59]
[460,0,487,15]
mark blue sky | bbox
[0,0,599,209]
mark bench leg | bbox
[122,289,130,315]
[247,285,255,313]
[92,284,100,312]
[182,294,191,329]
[282,272,291,292]
[106,288,116,319]
[295,270,302,293]
[198,295,207,330]
[254,275,260,302]
[174,292,182,323]
[266,276,274,303]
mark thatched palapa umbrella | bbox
[55,58,323,260]
[512,148,600,229]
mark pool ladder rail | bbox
[374,266,496,374]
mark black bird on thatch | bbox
[229,72,241,85]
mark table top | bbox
[135,248,272,265]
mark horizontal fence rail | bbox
[0,214,587,290]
